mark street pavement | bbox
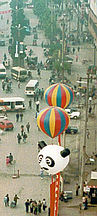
[0,1,97,216]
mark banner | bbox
[0,10,11,14]
[50,181,55,216]
[54,173,60,216]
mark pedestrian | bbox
[72,47,75,54]
[18,80,20,88]
[38,200,42,213]
[36,101,40,112]
[84,196,88,210]
[20,112,23,122]
[17,133,22,144]
[78,46,80,52]
[23,132,27,143]
[16,113,19,122]
[86,129,90,139]
[34,201,37,215]
[4,194,9,207]
[76,55,78,62]
[26,122,30,133]
[29,99,32,109]
[2,80,6,91]
[25,199,30,213]
[8,153,13,164]
[30,199,33,213]
[89,106,92,114]
[21,125,24,136]
[40,168,44,179]
[6,156,10,165]
[41,88,44,100]
[42,198,47,211]
[14,194,19,206]
[75,183,79,196]
[37,68,41,78]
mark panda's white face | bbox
[38,145,70,175]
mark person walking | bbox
[29,99,32,109]
[38,200,42,213]
[18,81,20,88]
[26,122,30,133]
[20,112,23,122]
[41,88,44,100]
[42,198,47,211]
[25,199,30,213]
[23,132,27,143]
[16,113,19,122]
[75,183,79,196]
[76,55,78,62]
[8,153,13,164]
[21,125,24,136]
[36,101,40,112]
[17,133,22,144]
[4,194,9,207]
[30,199,33,213]
[14,194,19,206]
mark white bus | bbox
[11,67,28,81]
[0,64,6,78]
[25,79,39,96]
[0,97,25,111]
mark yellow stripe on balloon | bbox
[49,108,55,137]
[44,84,56,99]
[51,84,59,106]
[37,107,49,129]
[63,86,70,108]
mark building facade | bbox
[88,0,97,43]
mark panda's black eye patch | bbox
[46,156,55,167]
[38,154,43,163]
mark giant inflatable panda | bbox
[38,145,70,175]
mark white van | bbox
[25,80,39,96]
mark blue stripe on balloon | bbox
[44,109,51,137]
[57,109,66,135]
[45,86,53,105]
[57,85,61,107]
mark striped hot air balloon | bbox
[37,106,70,138]
[44,83,74,108]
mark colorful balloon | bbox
[38,145,70,175]
[44,83,74,108]
[37,107,70,138]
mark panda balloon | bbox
[38,145,70,175]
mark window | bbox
[16,101,23,105]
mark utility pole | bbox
[62,16,65,83]
[80,71,89,195]
[94,43,96,66]
[50,0,54,43]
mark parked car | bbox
[65,126,78,134]
[65,108,80,119]
[0,120,14,131]
[0,115,8,120]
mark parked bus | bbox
[25,79,39,96]
[11,67,28,81]
[0,97,25,111]
[0,64,6,78]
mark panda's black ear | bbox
[60,148,70,158]
[38,140,47,150]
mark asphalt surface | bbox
[0,1,97,216]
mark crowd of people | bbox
[25,198,47,214]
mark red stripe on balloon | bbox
[60,85,66,108]
[40,109,49,136]
[53,109,61,137]
[63,112,69,130]
[47,85,57,106]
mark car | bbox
[65,108,80,119]
[0,120,14,131]
[0,115,8,120]
[65,126,78,134]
